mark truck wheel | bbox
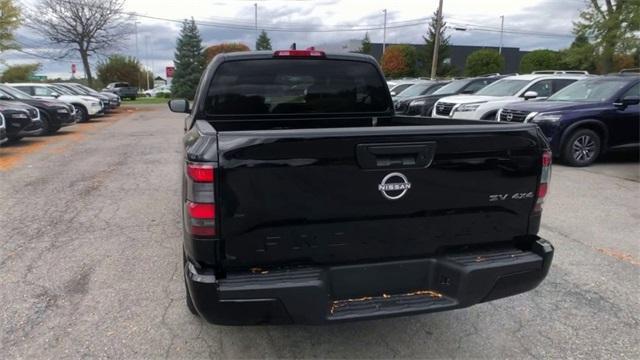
[183,251,199,316]
[185,281,198,316]
[562,128,601,167]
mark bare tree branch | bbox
[26,0,133,85]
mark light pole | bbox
[430,0,443,79]
[254,3,258,49]
[382,9,387,54]
[145,35,150,90]
[499,15,504,55]
[134,19,141,89]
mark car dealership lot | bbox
[0,105,638,359]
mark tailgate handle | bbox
[356,142,436,169]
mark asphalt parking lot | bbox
[1,105,638,359]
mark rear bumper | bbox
[186,238,553,325]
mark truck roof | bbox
[216,50,379,65]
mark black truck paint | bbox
[173,51,554,325]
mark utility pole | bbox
[254,3,258,49]
[145,35,150,90]
[430,0,443,79]
[499,15,504,55]
[134,18,141,89]
[382,9,387,54]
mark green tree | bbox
[172,18,205,99]
[574,0,640,73]
[465,49,504,76]
[559,35,597,73]
[1,63,40,82]
[381,45,417,78]
[519,49,562,73]
[359,32,372,55]
[255,30,272,50]
[421,10,451,76]
[0,0,21,53]
[96,55,150,89]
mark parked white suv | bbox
[431,74,587,120]
[9,83,103,122]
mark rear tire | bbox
[185,281,198,316]
[183,251,199,316]
[130,96,137,101]
[40,112,59,135]
[74,105,89,123]
[561,128,601,167]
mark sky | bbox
[3,0,589,79]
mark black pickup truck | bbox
[169,50,554,325]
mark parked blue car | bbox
[498,75,639,166]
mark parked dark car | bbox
[0,101,42,142]
[391,80,449,103]
[0,84,76,135]
[170,50,553,325]
[498,75,639,166]
[68,83,121,108]
[102,82,138,100]
[396,75,506,115]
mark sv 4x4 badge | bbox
[489,192,534,202]
[379,172,412,200]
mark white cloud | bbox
[2,0,584,78]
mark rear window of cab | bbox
[203,59,391,116]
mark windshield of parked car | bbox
[57,84,83,95]
[433,79,471,95]
[389,83,414,94]
[63,84,90,95]
[397,83,435,97]
[475,79,529,96]
[204,59,390,116]
[50,85,73,95]
[0,85,33,100]
[76,84,99,94]
[547,79,632,102]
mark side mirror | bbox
[168,99,189,113]
[523,91,538,100]
[51,92,60,98]
[390,91,397,96]
[616,96,640,107]
[460,89,475,94]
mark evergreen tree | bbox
[172,18,205,99]
[360,32,372,55]
[421,11,451,76]
[255,30,272,50]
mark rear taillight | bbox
[273,50,326,57]
[187,163,214,182]
[186,201,216,236]
[535,150,552,212]
[185,162,217,237]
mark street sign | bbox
[29,75,48,81]
[166,66,175,78]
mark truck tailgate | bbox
[217,124,541,268]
